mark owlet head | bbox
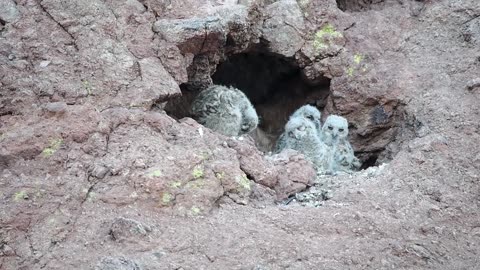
[291,105,322,131]
[240,105,259,135]
[285,117,315,140]
[322,115,349,142]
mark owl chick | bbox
[320,115,361,173]
[191,85,259,136]
[283,117,332,174]
[274,105,322,153]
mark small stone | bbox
[133,159,146,169]
[92,165,110,179]
[109,217,151,242]
[39,60,51,68]
[0,0,20,23]
[466,78,480,92]
[44,102,67,114]
[1,244,15,256]
[95,256,142,270]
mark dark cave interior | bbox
[165,51,331,152]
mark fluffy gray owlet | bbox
[320,115,361,172]
[283,117,332,174]
[274,105,322,153]
[191,85,259,136]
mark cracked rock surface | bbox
[1,0,480,269]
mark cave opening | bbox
[164,50,331,153]
[212,51,331,152]
[336,0,386,12]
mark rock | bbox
[95,256,142,270]
[92,164,110,179]
[407,133,448,152]
[466,78,480,93]
[143,111,177,134]
[326,74,406,160]
[0,0,20,23]
[39,60,51,68]
[153,16,226,54]
[267,149,316,200]
[463,17,480,46]
[124,57,181,107]
[0,243,15,256]
[109,217,151,242]
[153,4,250,55]
[262,0,305,57]
[227,137,278,188]
[156,40,190,84]
[43,102,67,115]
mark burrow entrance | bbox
[336,0,387,12]
[165,50,331,152]
[164,47,411,168]
[213,52,331,152]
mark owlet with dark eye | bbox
[283,117,332,174]
[320,115,361,173]
[274,105,322,153]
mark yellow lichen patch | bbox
[313,23,343,52]
[192,166,204,179]
[346,67,355,77]
[82,79,93,96]
[298,0,310,9]
[215,171,225,180]
[13,190,28,201]
[346,54,368,77]
[199,151,212,161]
[147,169,162,178]
[170,181,182,188]
[354,53,364,65]
[236,174,251,191]
[186,179,205,189]
[190,206,201,215]
[161,192,173,204]
[86,191,96,202]
[41,138,63,157]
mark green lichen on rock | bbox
[297,0,310,15]
[354,53,364,65]
[186,179,205,189]
[161,192,173,204]
[190,206,201,215]
[192,166,204,179]
[199,151,212,161]
[13,190,28,201]
[313,23,343,52]
[215,171,225,180]
[147,169,162,178]
[347,53,368,77]
[82,79,93,96]
[170,181,182,188]
[41,138,63,157]
[298,0,310,8]
[346,66,355,77]
[236,174,251,191]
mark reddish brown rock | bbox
[1,0,480,269]
[267,149,316,200]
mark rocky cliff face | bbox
[1,0,480,269]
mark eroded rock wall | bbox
[1,0,480,269]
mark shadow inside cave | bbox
[165,51,331,152]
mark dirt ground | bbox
[1,0,479,269]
